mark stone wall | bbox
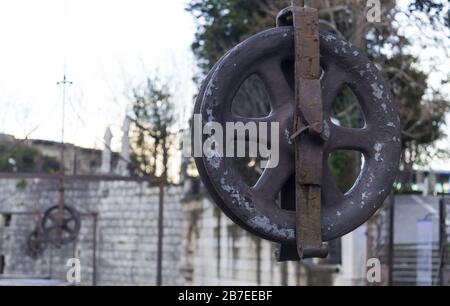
[182,195,337,286]
[0,175,339,286]
[0,175,184,286]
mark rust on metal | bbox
[26,229,48,259]
[193,13,402,259]
[293,0,305,7]
[40,205,81,246]
[291,4,328,259]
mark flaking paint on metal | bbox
[249,216,295,239]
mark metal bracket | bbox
[276,6,295,27]
[277,1,329,261]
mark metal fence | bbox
[391,197,450,286]
[438,198,450,285]
[366,194,394,286]
[367,195,450,286]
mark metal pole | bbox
[292,0,305,7]
[57,74,72,245]
[388,192,395,286]
[49,245,53,279]
[156,179,165,286]
[438,198,447,286]
[92,213,98,286]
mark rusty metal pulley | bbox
[193,4,401,260]
[40,204,81,246]
[25,229,48,259]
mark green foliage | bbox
[329,151,360,194]
[16,179,27,189]
[187,0,450,192]
[409,0,447,25]
[0,143,60,174]
[186,0,289,75]
[332,87,365,129]
[385,54,449,148]
[128,76,175,183]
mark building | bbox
[0,133,120,176]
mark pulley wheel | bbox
[26,230,48,259]
[193,27,401,244]
[40,205,81,246]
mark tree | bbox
[0,142,60,174]
[126,75,177,285]
[187,0,289,75]
[187,0,450,192]
[128,76,176,184]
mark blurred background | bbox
[0,0,449,286]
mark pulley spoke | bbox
[251,151,294,201]
[258,59,294,111]
[226,114,277,145]
[47,213,60,225]
[327,125,373,153]
[64,216,75,223]
[229,114,276,126]
[63,224,74,232]
[45,225,59,232]
[322,64,347,117]
[226,106,294,153]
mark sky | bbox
[0,0,449,170]
[0,0,196,151]
[395,0,450,171]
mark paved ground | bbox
[0,275,70,286]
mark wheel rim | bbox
[41,205,81,245]
[194,27,401,244]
